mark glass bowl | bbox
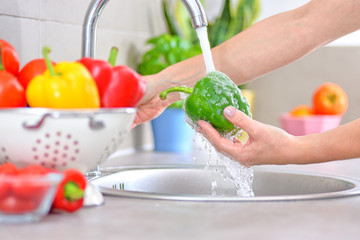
[0,173,63,223]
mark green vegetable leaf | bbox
[162,0,182,37]
[209,0,232,47]
[228,0,261,38]
[168,100,184,109]
[137,34,201,76]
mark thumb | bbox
[223,106,258,135]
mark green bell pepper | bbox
[160,71,252,134]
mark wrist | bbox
[288,135,324,165]
[142,73,181,108]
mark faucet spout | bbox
[82,0,110,58]
[82,0,208,58]
[180,0,208,29]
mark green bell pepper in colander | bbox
[159,71,252,134]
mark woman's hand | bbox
[132,74,180,128]
[197,106,298,166]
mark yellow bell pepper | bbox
[26,46,100,109]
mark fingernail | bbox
[224,107,234,118]
[195,125,202,132]
[196,121,204,131]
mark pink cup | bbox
[279,114,342,136]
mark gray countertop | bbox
[2,152,360,240]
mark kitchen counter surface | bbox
[3,151,360,240]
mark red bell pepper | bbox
[0,45,26,108]
[0,183,7,200]
[0,39,19,76]
[52,169,87,213]
[78,55,112,107]
[79,47,146,108]
[0,162,18,175]
[0,71,26,108]
[18,164,50,175]
[18,58,56,89]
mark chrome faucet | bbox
[180,0,208,29]
[82,0,208,58]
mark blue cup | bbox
[151,108,194,153]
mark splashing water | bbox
[211,181,218,196]
[185,113,254,197]
[184,26,254,197]
[192,130,254,197]
[196,27,216,74]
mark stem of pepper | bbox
[0,44,4,71]
[42,46,59,76]
[159,86,193,100]
[108,47,119,67]
[64,181,84,201]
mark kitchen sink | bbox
[90,165,360,201]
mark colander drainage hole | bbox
[0,147,9,160]
[32,131,80,168]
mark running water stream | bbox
[191,27,254,197]
[196,27,216,74]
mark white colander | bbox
[0,108,136,173]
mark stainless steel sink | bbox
[90,165,360,201]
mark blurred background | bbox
[0,0,359,154]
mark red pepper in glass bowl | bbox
[0,162,88,222]
[0,163,63,223]
[12,165,54,203]
[0,163,16,200]
[78,47,147,108]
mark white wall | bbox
[0,0,167,66]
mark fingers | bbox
[197,120,242,154]
[223,106,258,136]
[131,116,140,129]
[197,120,224,143]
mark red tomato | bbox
[0,39,19,76]
[0,71,26,107]
[18,59,55,89]
[313,82,348,115]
